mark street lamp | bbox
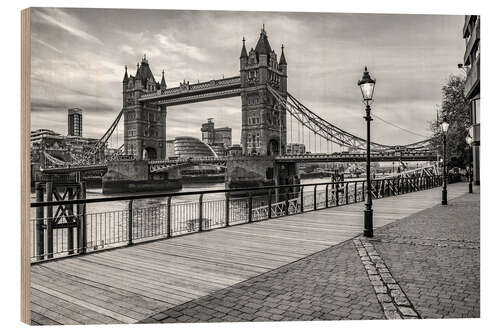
[466,135,473,193]
[441,115,449,205]
[358,66,376,237]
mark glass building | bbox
[173,136,218,158]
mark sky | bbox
[30,8,465,151]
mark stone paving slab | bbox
[371,190,480,319]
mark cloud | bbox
[29,9,464,150]
[32,36,63,54]
[33,8,103,45]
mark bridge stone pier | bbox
[225,156,298,197]
[102,160,181,194]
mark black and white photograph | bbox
[20,6,480,326]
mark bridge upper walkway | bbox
[30,182,466,325]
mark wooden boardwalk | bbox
[30,183,467,325]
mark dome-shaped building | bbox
[174,136,218,158]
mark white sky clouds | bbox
[30,8,465,149]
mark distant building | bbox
[286,143,306,155]
[462,15,480,185]
[165,139,176,158]
[201,118,215,144]
[30,128,104,166]
[228,144,243,157]
[201,118,232,156]
[174,136,218,158]
[68,108,83,137]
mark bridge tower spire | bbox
[240,27,287,156]
[122,57,167,160]
[240,37,248,59]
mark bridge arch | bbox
[143,147,157,160]
[267,138,280,156]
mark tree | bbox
[430,75,471,169]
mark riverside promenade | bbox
[30,183,478,325]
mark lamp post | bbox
[440,115,449,205]
[466,135,473,193]
[358,67,376,237]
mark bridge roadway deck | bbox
[30,183,466,325]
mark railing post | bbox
[267,189,272,219]
[354,181,357,202]
[248,193,253,222]
[67,187,74,255]
[313,185,317,210]
[199,194,204,231]
[325,184,329,208]
[35,182,44,260]
[362,181,365,201]
[335,182,339,206]
[300,186,304,213]
[225,193,231,226]
[285,189,289,216]
[45,182,53,259]
[128,200,133,245]
[78,181,86,255]
[167,196,172,237]
[346,182,349,204]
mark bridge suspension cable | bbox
[371,113,428,139]
[77,109,124,165]
[268,85,433,153]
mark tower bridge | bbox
[37,26,438,193]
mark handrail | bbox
[31,179,365,208]
[30,174,442,262]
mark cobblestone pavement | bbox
[140,188,479,324]
[141,240,384,323]
[369,191,480,319]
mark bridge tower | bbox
[122,55,167,160]
[240,26,288,156]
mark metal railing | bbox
[30,175,442,263]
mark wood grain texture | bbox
[21,7,31,325]
[30,183,467,324]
